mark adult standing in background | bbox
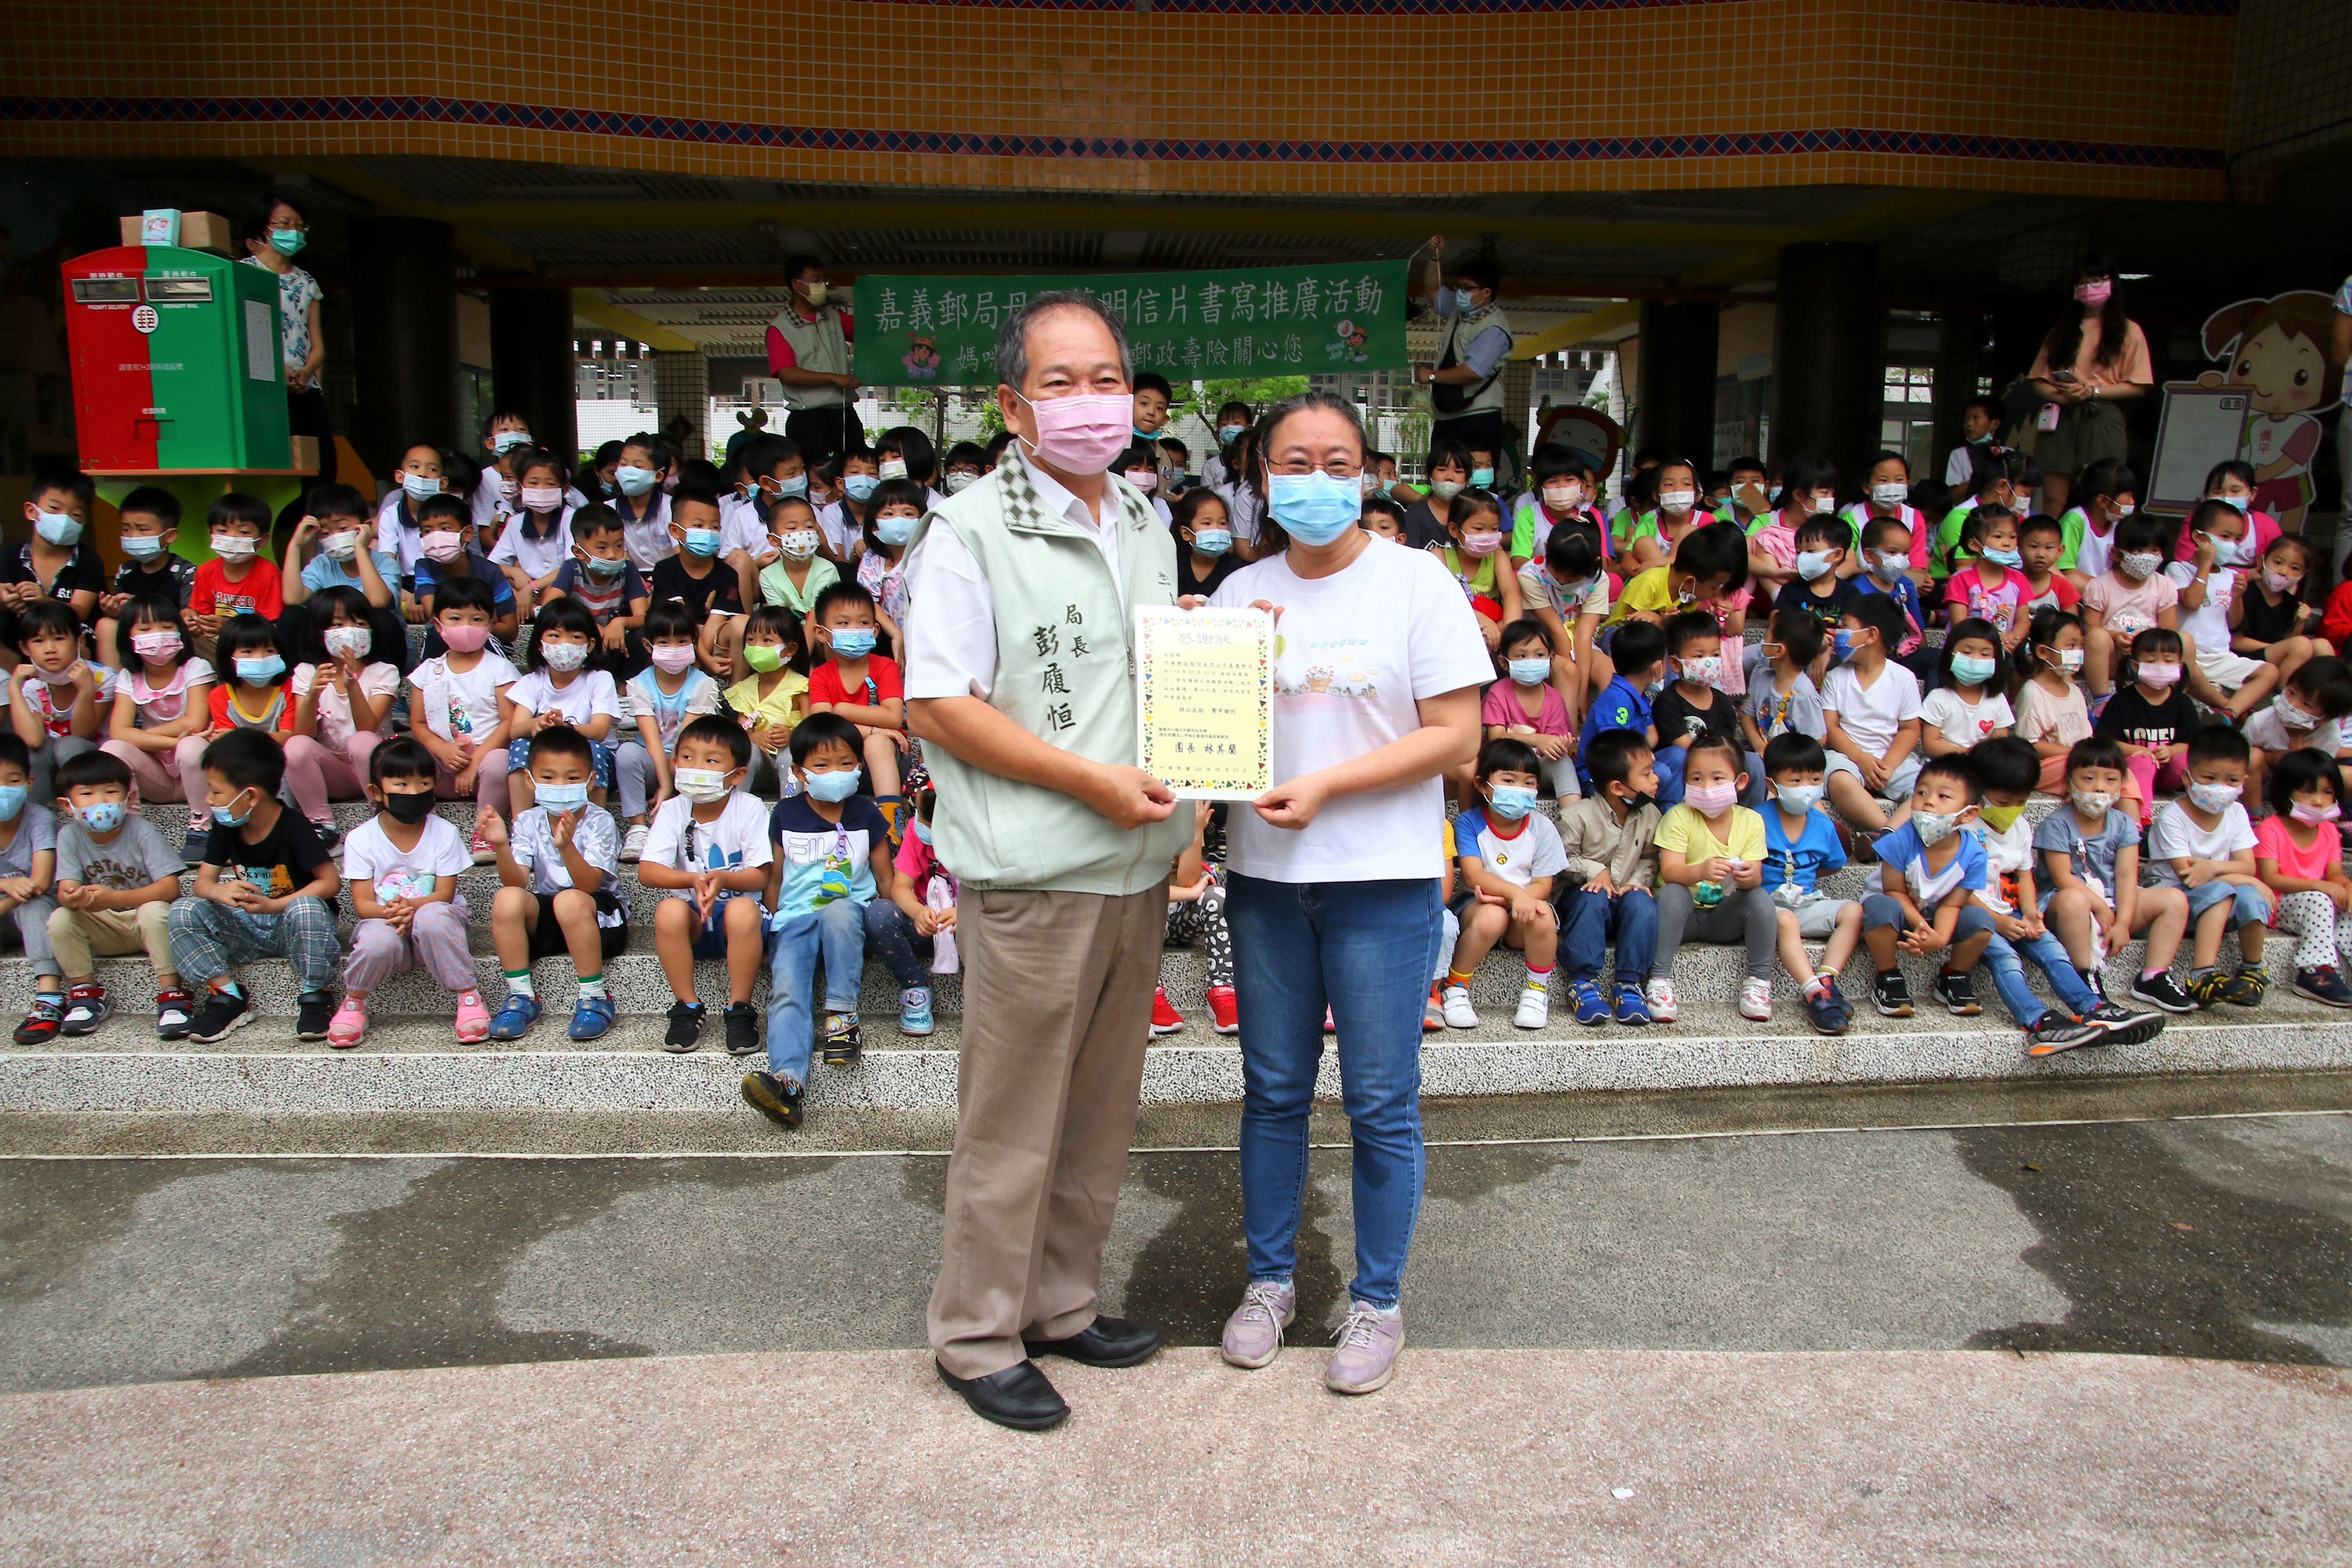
[1208,391,1488,1396]
[765,254,859,469]
[240,191,328,444]
[2028,257,2153,517]
[903,292,1190,1433]
[1413,235,1514,474]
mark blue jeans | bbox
[1560,886,1657,986]
[1653,743,1767,808]
[763,899,867,1085]
[862,899,934,990]
[1228,872,1438,1310]
[1862,894,2083,1027]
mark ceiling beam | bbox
[1510,302,1645,359]
[570,291,699,353]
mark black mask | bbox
[381,791,437,825]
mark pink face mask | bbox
[2075,279,2114,306]
[2137,662,2182,688]
[1015,391,1134,476]
[2291,799,2343,826]
[438,621,490,653]
[420,533,463,563]
[131,630,183,661]
[520,486,563,512]
[499,477,521,502]
[1685,780,1740,816]
[649,644,697,674]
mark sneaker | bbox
[2293,965,2352,1008]
[1872,969,1915,1018]
[1323,1006,1335,1034]
[723,1003,761,1056]
[187,987,251,1043]
[663,1000,706,1053]
[1643,975,1678,1023]
[2025,1014,2103,1058]
[2086,690,2113,724]
[1440,983,1478,1028]
[469,822,494,864]
[154,987,195,1041]
[567,995,617,1041]
[296,990,336,1042]
[59,984,111,1036]
[311,821,341,856]
[620,823,649,863]
[1570,979,1610,1027]
[1422,983,1444,1031]
[1513,983,1550,1029]
[489,993,541,1040]
[1206,985,1240,1035]
[2222,963,2270,1008]
[1933,968,1981,1017]
[1220,1280,1297,1370]
[1612,981,1652,1026]
[899,986,934,1037]
[740,1070,804,1129]
[453,990,491,1043]
[820,1011,863,1067]
[326,996,369,1049]
[1325,1302,1405,1395]
[1803,983,1848,1035]
[1738,976,1773,1022]
[1150,984,1185,1035]
[2183,970,2230,1010]
[13,998,62,1044]
[2129,970,2196,1014]
[2084,1000,2167,1047]
[2085,968,2109,1004]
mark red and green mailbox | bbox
[62,245,291,474]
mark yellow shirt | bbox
[1604,565,1680,628]
[724,669,808,732]
[1654,803,1766,866]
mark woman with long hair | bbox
[2028,256,2153,516]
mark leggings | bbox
[2122,752,2187,823]
[2269,889,2352,972]
[1654,882,1777,981]
[344,899,476,995]
[283,733,380,826]
[1163,877,1234,988]
[434,747,510,813]
[102,735,202,804]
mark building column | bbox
[1637,300,1721,467]
[347,217,456,478]
[491,287,578,462]
[655,350,710,464]
[1772,243,1882,483]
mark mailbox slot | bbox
[70,277,142,304]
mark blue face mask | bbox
[210,791,255,829]
[1191,527,1233,557]
[1774,783,1823,816]
[615,465,659,497]
[1218,424,1246,446]
[682,527,723,557]
[843,475,879,502]
[34,510,82,548]
[1487,784,1538,821]
[535,781,590,813]
[2220,493,2253,514]
[1983,546,2024,569]
[873,514,917,548]
[1950,653,1998,686]
[828,627,877,660]
[74,797,121,832]
[400,472,442,501]
[235,654,286,685]
[120,533,167,561]
[911,817,933,845]
[1452,287,1480,313]
[1267,471,1361,546]
[769,475,809,500]
[803,767,861,803]
[1832,630,1857,661]
[1507,657,1550,685]
[583,552,628,577]
[268,228,306,257]
[0,784,25,822]
[1470,467,1495,488]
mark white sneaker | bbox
[1644,975,1679,1023]
[1739,976,1774,1021]
[620,823,649,862]
[1513,984,1550,1029]
[1440,983,1478,1029]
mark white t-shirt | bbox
[290,660,402,751]
[1459,808,1569,890]
[639,791,776,879]
[1209,539,1492,882]
[814,500,862,560]
[2163,560,2235,653]
[1920,687,2015,749]
[1515,559,1611,623]
[2147,800,2257,888]
[2243,705,2344,759]
[718,495,774,563]
[506,668,621,731]
[618,494,673,573]
[487,510,575,581]
[342,814,469,904]
[413,651,520,744]
[1973,813,2034,914]
[1820,661,1924,754]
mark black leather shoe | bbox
[1023,1315,1164,1368]
[936,1359,1069,1431]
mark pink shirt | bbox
[1942,563,2034,636]
[1748,514,1799,570]
[2256,813,2338,883]
[1482,677,1574,736]
[2080,568,2180,638]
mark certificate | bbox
[1135,604,1272,800]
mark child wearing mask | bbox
[1943,506,2034,653]
[1576,618,1663,797]
[545,507,650,674]
[1482,619,1578,799]
[1744,454,1837,599]
[284,483,398,615]
[1932,453,2032,577]
[2056,458,2137,583]
[1836,452,1929,581]
[2017,513,2081,617]
[409,576,518,859]
[500,597,621,817]
[650,485,746,677]
[874,426,943,508]
[1119,443,1174,526]
[2167,497,2279,721]
[100,596,214,808]
[96,486,194,663]
[1617,456,1708,576]
[1772,513,1863,638]
[2244,655,2352,807]
[1650,611,1762,809]
[1557,729,1663,1027]
[1755,731,1859,1035]
[0,733,60,1039]
[469,412,537,538]
[1652,733,1776,1023]
[813,448,879,563]
[610,432,676,573]
[10,599,106,809]
[941,442,989,496]
[855,478,923,645]
[2078,514,2179,703]
[885,787,963,1028]
[806,582,907,828]
[640,715,771,1056]
[1517,525,1609,716]
[2093,626,2193,824]
[184,493,281,662]
[1360,496,1407,544]
[726,605,810,797]
[1509,446,1607,566]
[485,449,576,608]
[286,588,400,835]
[1442,737,1569,1030]
[2015,607,2142,816]
[616,602,724,860]
[1716,455,1771,531]
[1200,401,1254,493]
[756,494,840,634]
[1435,488,1521,649]
[380,441,448,573]
[327,736,486,1048]
[2234,533,2329,692]
[2147,724,2270,1008]
[2255,747,2352,1008]
[722,435,806,604]
[407,494,520,656]
[1853,515,1935,680]
[1,468,103,665]
[1943,397,2005,489]
[42,747,188,1040]
[1174,489,1244,597]
[1820,594,1923,833]
[1740,609,1826,756]
[479,724,629,1042]
[2182,460,2281,566]
[2036,737,2193,1015]
[1920,619,2013,757]
[206,614,322,836]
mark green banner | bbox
[851,261,1409,386]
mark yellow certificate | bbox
[1135,604,1272,800]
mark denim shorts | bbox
[2185,877,2269,930]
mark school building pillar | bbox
[1636,300,1720,468]
[1772,242,1882,483]
[491,287,579,464]
[348,216,457,479]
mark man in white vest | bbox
[904,292,1191,1431]
[1414,234,1514,469]
[763,253,860,467]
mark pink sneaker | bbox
[454,990,491,1043]
[326,996,369,1049]
[1325,1302,1405,1394]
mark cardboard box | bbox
[289,435,320,475]
[119,211,232,255]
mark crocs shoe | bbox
[326,996,370,1049]
[568,995,617,1041]
[453,990,491,1043]
[488,993,542,1041]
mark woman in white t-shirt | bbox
[1205,392,1490,1396]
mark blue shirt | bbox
[411,548,516,612]
[1761,806,1847,897]
[767,794,890,919]
[301,549,401,597]
[1874,820,1986,910]
[1855,571,1926,643]
[1577,675,1653,790]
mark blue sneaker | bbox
[1570,979,1610,1027]
[899,986,934,1037]
[568,995,617,1041]
[487,993,541,1040]
[1613,981,1652,1026]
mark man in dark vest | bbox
[763,253,859,467]
[1414,234,1514,466]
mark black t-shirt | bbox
[1403,498,1451,551]
[2,540,106,604]
[195,806,338,914]
[1653,680,1744,752]
[111,556,198,610]
[2235,583,2307,647]
[1773,574,1863,634]
[1176,549,1243,597]
[651,556,744,622]
[2093,683,2193,751]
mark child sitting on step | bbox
[328,737,485,1048]
[1442,737,1568,1031]
[2254,747,2352,1008]
[480,724,629,1043]
[640,716,771,1057]
[41,748,187,1041]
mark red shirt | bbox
[765,304,856,375]
[808,653,902,710]
[190,557,284,620]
